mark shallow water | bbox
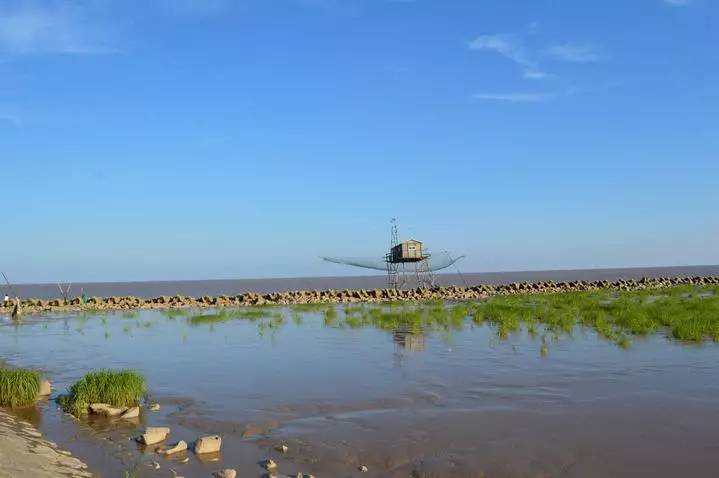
[2,305,719,477]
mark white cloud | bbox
[523,70,557,80]
[469,33,559,80]
[545,43,607,63]
[0,3,117,55]
[471,92,558,103]
[468,34,534,69]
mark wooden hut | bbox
[389,239,425,263]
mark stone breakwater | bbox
[2,276,718,314]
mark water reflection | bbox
[393,327,425,352]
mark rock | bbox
[213,469,237,478]
[120,406,140,419]
[275,444,288,453]
[261,458,277,470]
[178,457,189,464]
[89,403,128,417]
[149,403,161,411]
[137,427,171,445]
[38,380,52,396]
[194,435,222,454]
[359,465,369,472]
[160,440,188,456]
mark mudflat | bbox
[2,284,719,477]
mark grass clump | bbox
[0,368,41,408]
[60,370,146,417]
[186,307,281,327]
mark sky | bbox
[0,0,717,283]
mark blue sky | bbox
[0,0,717,283]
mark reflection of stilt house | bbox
[393,328,426,352]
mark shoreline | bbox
[3,275,718,315]
[8,265,719,299]
[0,409,91,478]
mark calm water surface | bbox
[1,305,719,477]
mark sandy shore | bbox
[0,410,92,478]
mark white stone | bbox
[137,427,171,445]
[194,435,222,454]
[159,440,188,456]
[213,469,237,478]
[89,403,128,417]
[38,380,52,396]
[120,407,140,419]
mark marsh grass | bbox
[60,370,146,417]
[471,285,719,346]
[0,368,41,408]
[161,308,190,319]
[140,285,719,355]
[186,307,282,327]
[290,303,330,313]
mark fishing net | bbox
[322,251,463,272]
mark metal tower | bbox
[386,218,403,289]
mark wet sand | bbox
[0,409,91,478]
[9,264,719,299]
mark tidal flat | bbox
[2,285,719,477]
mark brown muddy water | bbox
[2,305,719,477]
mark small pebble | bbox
[275,444,289,453]
[359,465,369,472]
[261,458,278,470]
[149,403,161,411]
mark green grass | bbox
[471,285,719,346]
[161,308,190,319]
[186,307,281,327]
[0,368,41,408]
[59,370,146,417]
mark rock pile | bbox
[2,276,717,314]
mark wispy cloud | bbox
[471,92,560,103]
[523,70,557,80]
[544,43,607,63]
[468,33,555,80]
[468,34,533,68]
[0,3,117,55]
